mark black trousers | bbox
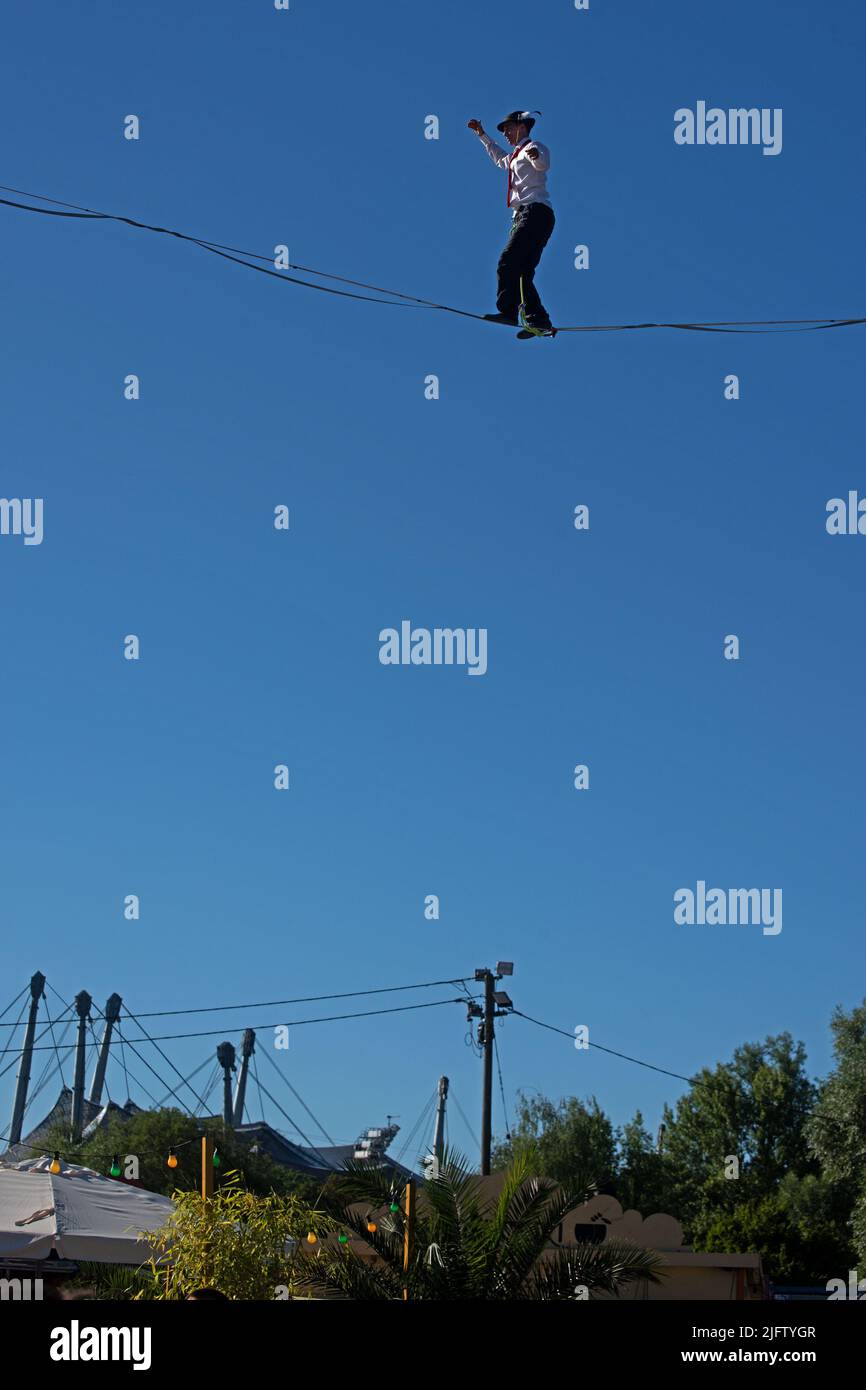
[496,202,555,328]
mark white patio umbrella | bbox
[0,1156,174,1264]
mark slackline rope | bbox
[1,181,863,336]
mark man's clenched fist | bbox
[467,119,484,134]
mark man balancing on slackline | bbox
[467,109,556,339]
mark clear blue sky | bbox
[1,0,864,1171]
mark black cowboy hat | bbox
[496,109,541,133]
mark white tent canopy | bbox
[0,1156,174,1264]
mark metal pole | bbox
[8,972,45,1146]
[432,1075,449,1162]
[216,1041,236,1127]
[88,993,122,1107]
[70,991,93,1140]
[232,1029,255,1126]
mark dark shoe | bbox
[483,312,519,326]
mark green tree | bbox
[494,1097,680,1217]
[140,1174,321,1299]
[301,1150,663,1301]
[493,1093,617,1192]
[696,1195,799,1284]
[615,1111,680,1216]
[806,1000,866,1264]
[662,1033,817,1231]
[695,1174,854,1285]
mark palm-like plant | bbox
[298,1150,665,1300]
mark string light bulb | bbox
[212,1148,221,1168]
[338,1232,349,1244]
[306,1231,317,1245]
[389,1201,400,1213]
[167,1148,178,1170]
[366,1219,377,1233]
[110,1156,121,1178]
[49,1152,61,1175]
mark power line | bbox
[114,975,474,1021]
[1,182,862,336]
[511,1008,707,1087]
[511,1008,864,1149]
[0,974,475,1025]
[18,995,477,1050]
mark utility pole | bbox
[479,971,495,1174]
[469,963,514,1176]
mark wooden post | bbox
[201,1135,214,1200]
[402,1177,416,1301]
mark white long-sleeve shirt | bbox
[479,132,552,210]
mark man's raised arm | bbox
[468,119,509,169]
